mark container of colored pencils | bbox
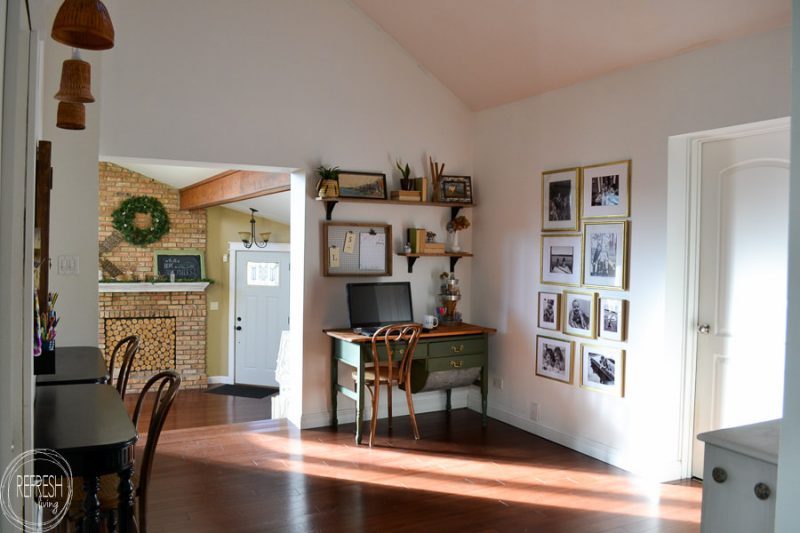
[34,291,58,375]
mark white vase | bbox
[449,231,461,253]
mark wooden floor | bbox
[129,390,702,533]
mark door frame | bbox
[227,241,291,384]
[667,116,790,478]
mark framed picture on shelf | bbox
[538,292,561,331]
[582,221,628,290]
[439,175,473,203]
[599,298,627,342]
[540,234,582,286]
[542,167,580,231]
[563,290,597,339]
[337,171,388,200]
[581,160,631,219]
[581,344,625,397]
[535,335,574,384]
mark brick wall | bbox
[98,162,208,391]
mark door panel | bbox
[692,129,789,478]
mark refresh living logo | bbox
[0,449,73,531]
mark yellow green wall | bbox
[205,206,290,377]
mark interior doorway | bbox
[667,117,790,479]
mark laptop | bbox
[346,282,414,336]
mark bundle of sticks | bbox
[429,156,445,201]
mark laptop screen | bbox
[346,282,413,328]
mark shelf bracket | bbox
[406,256,419,273]
[450,206,463,220]
[449,256,461,273]
[325,200,338,221]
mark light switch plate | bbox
[209,301,219,311]
[57,255,79,275]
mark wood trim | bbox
[324,323,496,343]
[179,170,290,210]
[35,140,53,312]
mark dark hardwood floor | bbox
[129,390,702,533]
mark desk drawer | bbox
[364,342,428,362]
[428,337,485,358]
[427,353,484,372]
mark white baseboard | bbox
[207,375,233,385]
[300,388,469,429]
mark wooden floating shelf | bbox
[316,197,474,220]
[397,252,473,273]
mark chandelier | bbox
[239,208,271,249]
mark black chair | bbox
[108,335,139,400]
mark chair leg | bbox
[404,382,420,440]
[386,381,393,431]
[368,382,379,447]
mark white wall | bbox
[97,0,474,423]
[775,2,800,530]
[472,28,791,479]
[42,0,101,345]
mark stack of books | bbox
[407,228,446,253]
[390,190,422,201]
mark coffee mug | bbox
[422,315,439,329]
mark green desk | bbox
[325,323,496,444]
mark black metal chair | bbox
[108,335,139,400]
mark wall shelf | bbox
[99,282,210,293]
[397,252,473,273]
[317,197,473,221]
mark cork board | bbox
[322,222,392,276]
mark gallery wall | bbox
[471,27,791,479]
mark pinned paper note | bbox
[343,231,356,254]
[329,246,341,268]
[359,232,386,271]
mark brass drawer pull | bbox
[450,360,463,368]
[711,467,727,483]
[754,482,771,501]
[450,344,465,354]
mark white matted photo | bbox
[581,160,630,219]
[563,291,597,339]
[541,234,582,286]
[542,167,580,232]
[538,292,561,331]
[582,221,628,290]
[599,298,626,342]
[581,345,625,396]
[535,335,574,384]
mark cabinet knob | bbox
[711,467,727,483]
[450,360,463,369]
[754,482,771,501]
[451,344,464,353]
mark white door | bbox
[234,250,290,387]
[692,127,790,478]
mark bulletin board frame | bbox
[322,221,392,277]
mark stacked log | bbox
[103,317,176,372]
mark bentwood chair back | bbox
[109,335,139,400]
[356,323,422,447]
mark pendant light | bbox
[55,49,95,103]
[56,101,86,130]
[239,209,272,249]
[51,0,115,51]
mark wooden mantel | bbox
[179,170,290,210]
[98,282,210,293]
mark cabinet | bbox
[697,420,779,533]
[317,197,474,273]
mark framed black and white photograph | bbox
[535,335,574,384]
[542,167,579,231]
[337,171,388,200]
[540,234,582,286]
[581,160,630,219]
[538,292,561,331]
[582,221,628,290]
[439,175,473,203]
[581,345,625,397]
[563,291,597,339]
[599,298,627,342]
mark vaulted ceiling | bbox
[352,0,790,110]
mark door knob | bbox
[698,324,711,334]
[236,326,242,331]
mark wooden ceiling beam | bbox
[179,170,290,210]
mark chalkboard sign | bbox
[153,249,205,279]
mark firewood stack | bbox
[103,317,176,372]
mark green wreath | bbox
[112,196,170,246]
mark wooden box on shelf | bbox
[390,190,422,202]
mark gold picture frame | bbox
[580,344,625,397]
[582,220,629,290]
[535,335,574,384]
[537,291,561,331]
[563,290,597,339]
[540,234,582,286]
[541,167,580,232]
[581,159,631,219]
[599,298,627,342]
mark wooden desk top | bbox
[324,323,496,343]
[36,346,109,386]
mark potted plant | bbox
[446,215,471,253]
[396,160,414,191]
[316,165,340,199]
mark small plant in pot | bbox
[396,160,414,191]
[316,165,340,199]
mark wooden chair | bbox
[61,371,181,532]
[109,335,140,400]
[352,323,422,447]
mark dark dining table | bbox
[36,346,109,386]
[35,383,138,532]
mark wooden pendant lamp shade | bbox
[54,58,94,103]
[51,0,115,51]
[56,101,86,130]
